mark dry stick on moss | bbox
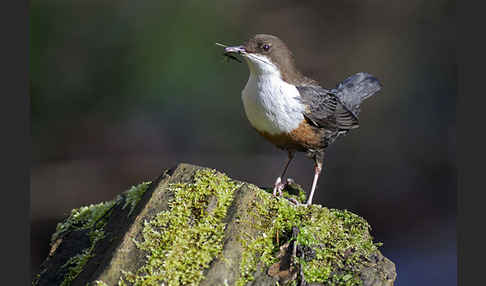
[291,226,306,286]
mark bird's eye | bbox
[262,44,270,51]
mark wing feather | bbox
[296,86,359,130]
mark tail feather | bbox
[333,72,382,116]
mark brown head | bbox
[224,34,316,85]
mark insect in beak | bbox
[216,42,244,64]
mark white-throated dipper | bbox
[222,34,382,205]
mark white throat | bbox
[241,54,306,135]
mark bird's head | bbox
[224,34,300,78]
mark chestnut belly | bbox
[255,120,325,151]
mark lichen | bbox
[119,169,241,286]
[236,186,380,286]
[51,182,152,286]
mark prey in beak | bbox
[224,45,246,54]
[215,42,245,63]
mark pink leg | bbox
[273,151,295,196]
[306,161,323,205]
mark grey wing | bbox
[296,85,359,130]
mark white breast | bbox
[241,54,306,135]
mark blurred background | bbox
[30,0,456,284]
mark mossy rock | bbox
[33,163,396,286]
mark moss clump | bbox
[51,201,115,245]
[54,201,115,286]
[122,181,151,216]
[61,247,94,286]
[237,187,380,286]
[50,182,151,286]
[119,169,241,286]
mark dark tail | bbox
[333,72,382,116]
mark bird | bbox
[221,34,382,205]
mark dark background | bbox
[30,0,456,284]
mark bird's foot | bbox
[273,177,311,206]
[273,177,286,197]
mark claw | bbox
[273,177,286,197]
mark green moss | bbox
[51,182,152,286]
[119,169,241,286]
[49,168,380,286]
[51,200,116,244]
[61,248,93,286]
[236,187,380,286]
[122,181,151,216]
[281,183,307,204]
[52,201,114,286]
